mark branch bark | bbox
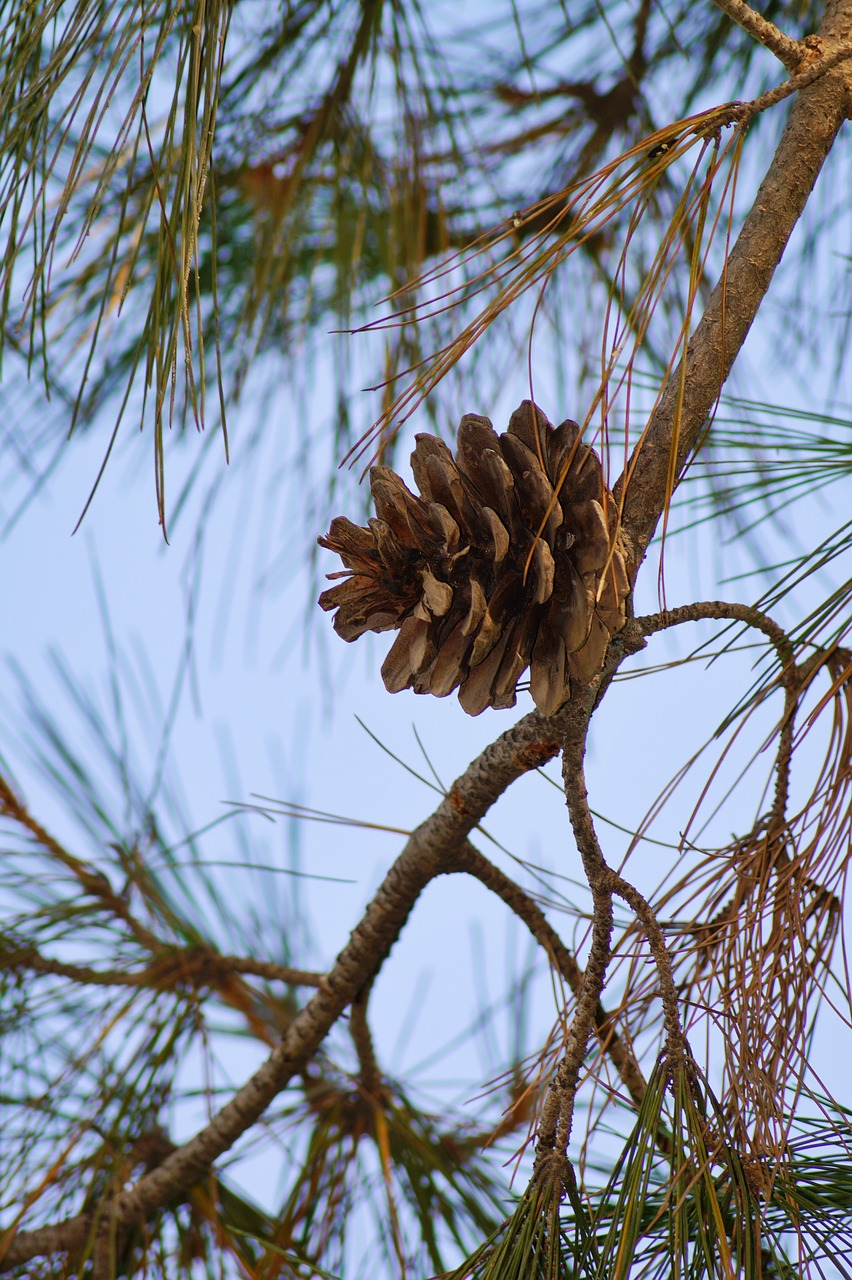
[5,2,852,1269]
[615,0,852,569]
[710,0,804,70]
[0,696,585,1271]
[637,601,802,824]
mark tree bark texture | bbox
[616,0,852,569]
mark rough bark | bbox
[0,697,586,1270]
[615,0,852,569]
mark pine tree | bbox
[2,2,852,1277]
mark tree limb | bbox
[710,0,804,70]
[0,941,325,991]
[615,0,852,568]
[533,730,615,1178]
[637,601,800,826]
[0,696,582,1271]
[455,840,648,1111]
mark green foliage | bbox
[2,3,852,1279]
[2,0,844,531]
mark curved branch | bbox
[0,698,580,1272]
[637,601,800,825]
[609,874,685,1066]
[455,841,648,1111]
[637,600,793,663]
[0,942,325,991]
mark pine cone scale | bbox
[463,448,518,533]
[480,506,510,565]
[419,566,454,618]
[530,621,569,717]
[459,628,514,715]
[429,618,475,697]
[462,577,488,636]
[563,501,610,573]
[455,414,503,476]
[548,556,592,653]
[566,613,612,684]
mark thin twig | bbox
[456,840,647,1111]
[0,696,585,1271]
[0,942,324,990]
[637,601,799,826]
[722,39,852,126]
[710,0,803,70]
[533,730,615,1179]
[610,874,686,1071]
[349,982,384,1101]
[637,600,793,663]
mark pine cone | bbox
[318,401,630,716]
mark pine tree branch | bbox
[349,982,385,1102]
[614,0,852,568]
[730,38,852,122]
[0,697,584,1271]
[456,840,648,1111]
[0,774,161,953]
[0,940,324,991]
[636,601,793,663]
[532,723,691,1182]
[710,0,804,70]
[533,731,615,1179]
[2,648,667,1270]
[637,601,801,827]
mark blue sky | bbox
[2,18,852,1256]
